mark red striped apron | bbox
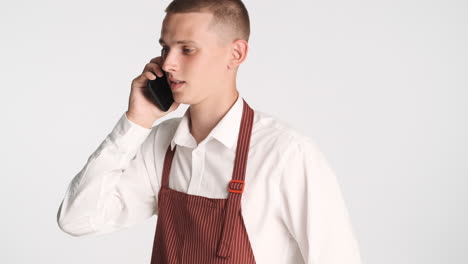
[150,99,256,263]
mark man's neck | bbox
[188,89,239,145]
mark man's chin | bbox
[172,93,187,105]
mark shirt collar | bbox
[170,92,244,151]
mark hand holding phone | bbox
[146,69,174,112]
[126,56,179,129]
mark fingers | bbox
[147,56,164,76]
[134,56,164,88]
[150,56,161,64]
[142,62,164,77]
[145,71,157,80]
[133,71,157,86]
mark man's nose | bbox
[161,52,178,73]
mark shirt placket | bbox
[187,144,206,195]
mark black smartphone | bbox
[146,70,174,112]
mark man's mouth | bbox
[169,80,186,90]
[168,76,186,87]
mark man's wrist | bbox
[125,112,156,129]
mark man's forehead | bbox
[159,12,214,45]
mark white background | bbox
[1,0,467,263]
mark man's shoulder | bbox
[252,109,317,153]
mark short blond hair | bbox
[164,0,250,44]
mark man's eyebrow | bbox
[158,38,198,45]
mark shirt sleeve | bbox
[56,112,160,237]
[279,137,362,264]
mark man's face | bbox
[159,12,231,105]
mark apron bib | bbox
[150,99,256,264]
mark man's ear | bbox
[227,39,248,70]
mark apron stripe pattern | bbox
[150,99,256,263]
[216,98,254,258]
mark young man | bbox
[57,0,362,263]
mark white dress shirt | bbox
[57,92,362,264]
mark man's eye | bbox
[160,47,193,55]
